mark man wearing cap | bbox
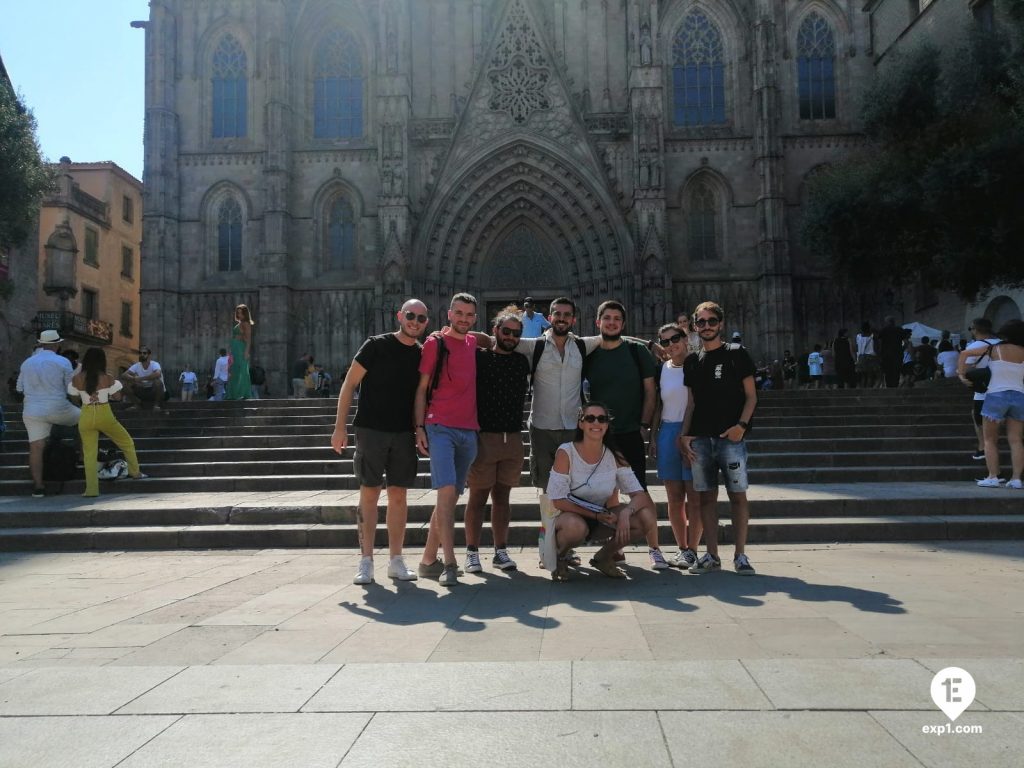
[15,330,81,497]
[519,297,550,339]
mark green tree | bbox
[801,14,1024,302]
[0,81,52,249]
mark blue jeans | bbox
[425,424,478,495]
[690,437,749,493]
[210,379,226,401]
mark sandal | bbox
[566,549,582,567]
[590,554,625,579]
[552,558,571,582]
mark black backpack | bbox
[43,436,78,483]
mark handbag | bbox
[964,344,992,394]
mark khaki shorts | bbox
[23,403,81,442]
[467,431,524,490]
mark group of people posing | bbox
[330,294,758,586]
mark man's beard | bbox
[551,323,570,337]
[600,332,621,342]
[398,327,420,341]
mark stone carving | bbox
[639,20,653,66]
[484,225,564,289]
[489,59,551,124]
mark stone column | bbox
[260,6,292,396]
[138,0,182,362]
[752,1,795,359]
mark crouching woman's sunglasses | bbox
[580,414,611,424]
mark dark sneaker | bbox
[688,552,721,574]
[31,487,45,498]
[671,548,698,569]
[733,553,756,576]
[971,451,986,461]
[493,549,518,571]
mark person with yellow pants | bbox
[68,348,146,497]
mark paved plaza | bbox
[0,540,1021,766]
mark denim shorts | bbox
[426,424,478,494]
[981,389,1024,422]
[656,422,693,482]
[690,436,749,493]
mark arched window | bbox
[313,29,364,139]
[327,197,356,270]
[212,34,247,138]
[797,13,837,120]
[217,198,243,271]
[672,11,726,126]
[687,182,718,261]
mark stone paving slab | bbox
[0,715,180,768]
[0,666,182,715]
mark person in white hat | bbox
[15,330,81,497]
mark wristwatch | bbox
[737,420,749,431]
[640,422,652,429]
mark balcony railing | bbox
[34,311,114,345]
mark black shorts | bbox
[353,427,418,488]
[615,430,648,490]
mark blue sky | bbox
[1,1,147,180]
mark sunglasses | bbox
[500,327,523,338]
[658,333,684,347]
[580,414,611,424]
[693,317,721,328]
[403,312,428,323]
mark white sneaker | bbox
[671,548,698,568]
[977,477,1004,488]
[387,556,417,581]
[353,556,374,585]
[649,548,670,570]
[1007,479,1023,490]
[464,550,483,573]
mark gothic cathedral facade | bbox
[140,0,878,391]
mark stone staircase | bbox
[1,387,1022,550]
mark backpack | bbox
[425,331,450,407]
[43,439,78,483]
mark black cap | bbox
[523,297,533,306]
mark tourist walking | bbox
[877,316,903,388]
[961,319,1002,462]
[178,365,198,402]
[415,293,481,586]
[68,348,146,497]
[463,306,531,573]
[210,349,230,401]
[332,299,430,584]
[545,401,658,581]
[960,320,1024,489]
[650,322,702,569]
[519,297,551,338]
[226,304,254,400]
[855,322,880,389]
[832,329,856,389]
[681,301,758,575]
[15,330,81,497]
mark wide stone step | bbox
[2,514,1021,551]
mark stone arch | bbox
[678,168,732,266]
[789,2,848,122]
[200,181,254,279]
[984,295,1022,330]
[415,139,633,296]
[480,219,567,293]
[660,0,748,130]
[311,174,365,276]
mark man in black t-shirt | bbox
[331,299,430,586]
[680,301,758,576]
[464,306,531,574]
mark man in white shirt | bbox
[961,318,1002,461]
[210,348,230,401]
[122,346,166,411]
[15,330,81,497]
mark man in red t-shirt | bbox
[414,293,480,586]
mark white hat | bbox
[37,329,63,344]
[731,331,741,340]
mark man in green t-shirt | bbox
[584,300,666,569]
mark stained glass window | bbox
[328,197,356,270]
[688,182,717,261]
[672,11,726,126]
[212,34,247,138]
[217,198,242,272]
[314,29,364,139]
[797,14,836,120]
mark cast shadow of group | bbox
[337,563,905,633]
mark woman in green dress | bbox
[226,304,254,400]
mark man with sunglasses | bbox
[122,347,166,411]
[463,306,531,573]
[331,299,431,585]
[680,301,758,575]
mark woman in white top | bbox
[545,402,657,581]
[178,364,198,401]
[960,320,1024,489]
[68,348,146,497]
[855,322,880,389]
[650,322,702,569]
[935,340,959,380]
